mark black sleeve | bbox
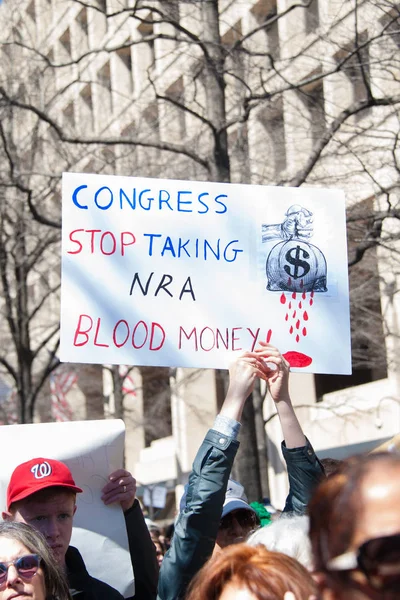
[124,499,159,600]
[281,437,325,514]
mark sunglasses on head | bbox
[0,554,41,585]
[326,533,400,590]
[219,509,259,531]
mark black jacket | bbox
[66,545,124,600]
[67,500,158,600]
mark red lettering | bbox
[150,322,166,351]
[73,314,93,346]
[86,229,102,253]
[232,327,242,351]
[100,232,116,255]
[200,327,215,351]
[132,321,148,349]
[94,318,109,347]
[247,328,260,351]
[179,326,198,350]
[113,320,130,347]
[121,232,136,256]
[68,229,84,254]
[216,328,229,349]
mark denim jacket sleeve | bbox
[157,429,239,600]
[281,437,325,515]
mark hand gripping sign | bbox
[60,173,352,375]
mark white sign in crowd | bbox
[0,419,134,597]
[60,173,351,375]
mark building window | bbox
[165,77,186,139]
[115,45,134,96]
[137,13,156,73]
[305,0,319,34]
[62,102,75,132]
[379,4,400,49]
[97,61,112,119]
[79,84,94,132]
[258,103,287,178]
[251,0,280,62]
[299,76,325,147]
[76,7,89,53]
[119,122,138,174]
[59,27,72,61]
[336,33,371,108]
[26,0,36,21]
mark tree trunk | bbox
[111,365,124,419]
[201,0,230,183]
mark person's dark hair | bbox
[319,457,343,478]
[0,521,71,600]
[309,452,400,573]
[186,543,316,600]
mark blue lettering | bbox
[143,233,162,256]
[178,238,191,258]
[120,188,136,209]
[215,194,228,214]
[161,236,176,257]
[159,190,173,210]
[177,190,192,212]
[197,192,209,214]
[139,189,154,210]
[72,185,88,210]
[224,240,243,262]
[204,239,220,260]
[94,187,113,210]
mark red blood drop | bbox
[296,319,300,329]
[266,329,272,343]
[296,334,300,343]
[283,351,313,367]
[289,326,293,334]
[303,311,308,321]
[285,313,288,321]
[292,310,296,318]
[302,291,306,300]
[302,327,307,336]
[289,302,292,309]
[298,301,302,309]
[310,298,313,306]
[292,292,297,299]
[311,290,315,298]
[280,293,286,304]
[300,279,304,288]
[288,277,292,287]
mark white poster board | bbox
[60,173,351,374]
[0,419,134,598]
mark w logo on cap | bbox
[30,461,52,479]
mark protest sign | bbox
[60,173,351,374]
[0,419,134,598]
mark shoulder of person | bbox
[88,575,125,600]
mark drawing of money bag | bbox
[266,239,327,293]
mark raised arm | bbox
[157,351,263,600]
[255,342,324,514]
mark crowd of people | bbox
[0,343,398,600]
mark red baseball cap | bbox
[7,457,83,510]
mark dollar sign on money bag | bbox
[266,240,327,292]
